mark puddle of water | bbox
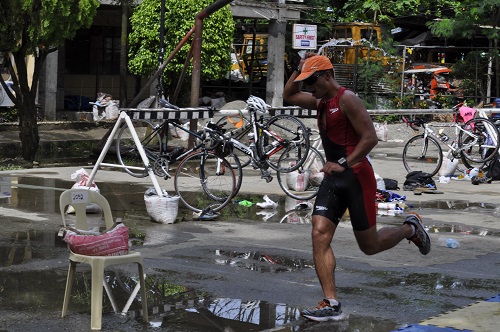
[0,176,317,224]
[213,249,314,273]
[8,176,495,330]
[0,263,476,332]
[415,200,500,211]
[0,268,304,331]
[1,176,499,268]
[347,269,500,294]
[0,257,400,331]
[0,229,67,267]
[175,192,316,224]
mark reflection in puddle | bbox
[190,193,316,224]
[213,249,314,272]
[0,267,302,331]
[156,295,302,331]
[416,200,500,213]
[365,271,500,294]
[0,230,66,267]
[428,224,500,237]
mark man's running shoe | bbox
[404,212,431,255]
[302,299,343,322]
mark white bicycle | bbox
[276,129,325,201]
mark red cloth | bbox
[64,223,129,256]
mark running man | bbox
[282,53,431,322]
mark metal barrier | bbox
[119,107,499,119]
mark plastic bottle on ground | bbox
[438,237,460,248]
[377,202,398,209]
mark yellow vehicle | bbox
[332,22,382,43]
[231,33,268,81]
[319,23,403,93]
[322,22,392,65]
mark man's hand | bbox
[298,52,318,71]
[320,161,345,175]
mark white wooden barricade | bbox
[86,111,164,195]
[86,107,215,196]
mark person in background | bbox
[430,71,460,100]
[282,53,431,322]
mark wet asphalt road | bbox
[0,141,499,331]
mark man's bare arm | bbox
[283,71,318,110]
[340,92,378,166]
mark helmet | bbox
[247,95,270,114]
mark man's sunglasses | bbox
[303,71,326,86]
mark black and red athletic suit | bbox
[312,86,377,231]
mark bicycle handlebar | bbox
[403,102,467,131]
[402,116,428,131]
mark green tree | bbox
[128,0,234,104]
[0,0,99,162]
[427,0,499,98]
[427,1,499,40]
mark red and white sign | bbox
[293,24,317,50]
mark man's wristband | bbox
[337,157,349,169]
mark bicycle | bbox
[402,103,500,177]
[115,107,239,213]
[215,96,311,191]
[217,102,323,201]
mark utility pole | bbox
[158,0,166,103]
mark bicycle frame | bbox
[121,118,225,179]
[422,121,497,157]
[223,111,271,166]
[224,109,297,167]
[421,123,460,153]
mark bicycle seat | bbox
[404,116,428,130]
[158,99,180,110]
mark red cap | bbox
[294,55,333,82]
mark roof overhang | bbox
[229,0,303,21]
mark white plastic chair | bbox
[59,188,148,330]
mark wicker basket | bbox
[144,193,180,224]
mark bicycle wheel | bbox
[221,152,243,197]
[458,118,499,164]
[116,119,161,177]
[403,134,443,176]
[215,116,252,168]
[277,146,325,200]
[459,157,488,172]
[174,151,236,213]
[259,114,310,172]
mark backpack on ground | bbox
[383,178,400,190]
[403,171,436,191]
[486,154,500,182]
